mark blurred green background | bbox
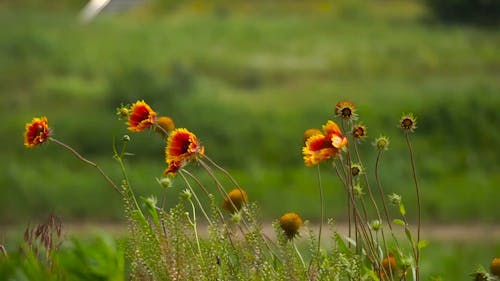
[1,0,499,227]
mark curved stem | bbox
[49,137,121,195]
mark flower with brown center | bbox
[302,120,347,166]
[24,117,51,148]
[163,128,204,176]
[279,212,303,240]
[335,100,357,120]
[352,124,367,140]
[127,100,157,132]
[222,188,248,213]
[400,113,417,132]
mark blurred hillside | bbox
[1,0,499,224]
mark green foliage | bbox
[425,0,500,25]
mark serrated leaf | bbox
[393,219,406,226]
[417,240,429,249]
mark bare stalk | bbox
[49,137,121,194]
[404,133,421,281]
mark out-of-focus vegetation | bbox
[1,0,499,223]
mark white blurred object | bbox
[79,0,112,23]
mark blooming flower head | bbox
[302,120,347,166]
[302,128,322,145]
[24,117,51,148]
[127,100,157,132]
[335,100,357,120]
[155,116,175,137]
[163,128,204,176]
[400,113,417,132]
[279,212,302,240]
[222,188,248,213]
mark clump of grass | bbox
[14,99,439,280]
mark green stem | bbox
[293,240,306,269]
[404,133,421,281]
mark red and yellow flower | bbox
[127,100,156,132]
[24,117,51,148]
[163,128,204,175]
[302,120,347,166]
[335,100,357,120]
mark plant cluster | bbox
[7,99,496,280]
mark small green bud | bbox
[371,219,382,231]
[353,184,364,197]
[122,135,131,142]
[388,193,402,206]
[374,136,390,151]
[181,189,192,200]
[231,212,242,224]
[116,104,130,119]
[350,163,363,177]
[157,177,172,188]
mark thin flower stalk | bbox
[179,170,214,226]
[404,132,421,281]
[49,137,121,195]
[316,165,324,260]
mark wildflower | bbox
[335,100,357,120]
[279,212,303,240]
[350,163,364,177]
[24,117,51,148]
[222,188,248,213]
[302,120,347,166]
[400,113,417,132]
[127,100,157,132]
[352,124,367,140]
[491,257,500,277]
[155,116,175,137]
[374,135,390,151]
[163,128,204,176]
[303,128,322,145]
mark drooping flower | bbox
[279,212,303,240]
[222,188,248,213]
[163,128,204,176]
[335,100,357,120]
[491,257,500,277]
[155,116,175,137]
[24,117,51,148]
[302,120,347,166]
[127,100,156,132]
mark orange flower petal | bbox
[127,100,156,132]
[24,117,50,148]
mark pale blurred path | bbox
[80,0,149,23]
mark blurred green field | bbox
[1,0,499,227]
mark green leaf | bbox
[393,219,406,227]
[399,203,406,216]
[417,240,429,249]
